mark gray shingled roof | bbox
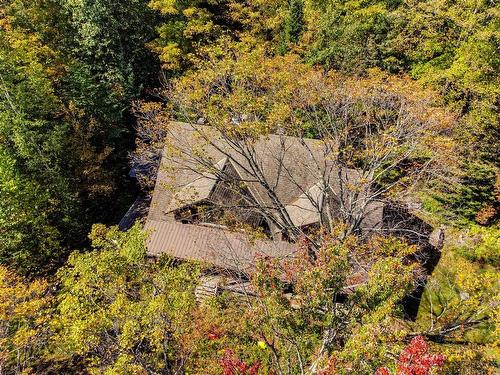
[146,122,384,263]
[148,122,382,224]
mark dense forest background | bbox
[0,0,498,373]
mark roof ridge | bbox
[169,121,323,146]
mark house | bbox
[140,122,442,302]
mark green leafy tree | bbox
[392,0,499,161]
[148,0,225,72]
[307,0,398,73]
[0,3,82,273]
[56,0,161,222]
[59,0,160,114]
[415,226,499,373]
[50,224,201,373]
[425,162,498,225]
[0,0,162,273]
[148,0,290,72]
[0,151,63,272]
[305,0,499,223]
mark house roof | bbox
[119,196,150,231]
[145,220,296,273]
[121,121,445,302]
[148,122,382,226]
[164,158,227,213]
[285,182,324,228]
[148,122,319,221]
[146,122,384,266]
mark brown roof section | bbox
[148,122,383,229]
[148,122,325,222]
[145,220,296,273]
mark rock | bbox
[429,226,445,249]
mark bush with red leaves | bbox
[376,336,445,375]
[219,349,261,375]
[207,326,224,341]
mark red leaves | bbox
[207,326,224,341]
[397,336,445,375]
[219,349,261,375]
[318,357,337,375]
[208,332,222,340]
[375,368,392,375]
[376,336,445,375]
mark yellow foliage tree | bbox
[0,266,52,374]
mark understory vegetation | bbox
[0,0,498,373]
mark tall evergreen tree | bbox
[285,0,304,44]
